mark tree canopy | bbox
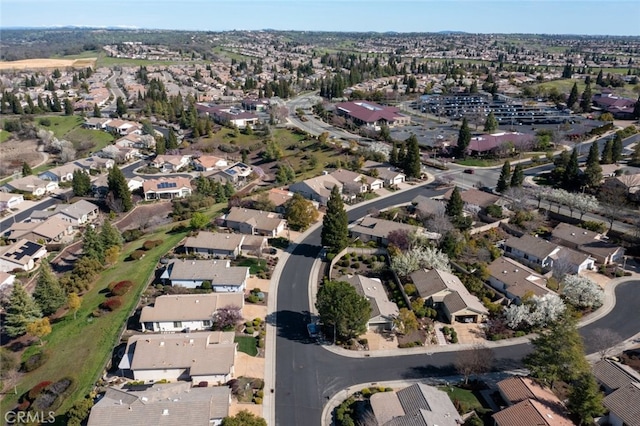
[321,185,349,254]
[316,280,371,340]
[496,161,511,193]
[107,165,133,212]
[403,134,422,179]
[33,260,66,316]
[4,283,42,338]
[72,169,91,196]
[455,118,471,158]
[285,193,319,231]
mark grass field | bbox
[0,226,189,418]
[65,127,115,156]
[0,129,10,143]
[234,336,258,357]
[0,58,96,71]
[439,386,484,413]
[235,258,268,275]
[37,115,84,139]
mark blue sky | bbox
[1,0,638,36]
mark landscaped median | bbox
[0,225,189,419]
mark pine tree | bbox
[63,98,74,115]
[601,139,614,164]
[107,166,133,212]
[496,161,511,193]
[166,128,179,150]
[456,118,471,158]
[21,162,32,176]
[596,69,604,86]
[116,96,127,117]
[93,103,101,118]
[584,142,603,188]
[390,143,398,166]
[33,260,66,316]
[563,148,580,189]
[483,111,498,132]
[4,283,42,338]
[567,82,579,110]
[82,226,105,262]
[100,220,123,250]
[633,95,640,119]
[321,185,349,254]
[403,134,422,179]
[445,186,464,218]
[567,372,604,425]
[72,169,91,196]
[612,133,623,163]
[510,163,524,188]
[580,83,592,113]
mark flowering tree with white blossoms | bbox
[505,293,566,329]
[561,275,604,309]
[390,246,452,277]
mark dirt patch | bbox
[0,138,46,177]
[114,202,174,231]
[0,58,97,71]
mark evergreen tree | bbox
[107,166,133,212]
[33,260,66,316]
[72,169,91,196]
[51,92,62,112]
[601,139,614,164]
[445,186,464,218]
[93,103,101,118]
[4,283,42,338]
[584,143,603,188]
[116,96,127,117]
[567,372,604,425]
[315,280,371,340]
[403,134,422,179]
[483,111,498,132]
[21,162,32,176]
[82,226,104,262]
[563,148,580,189]
[455,118,471,158]
[567,82,579,110]
[580,83,592,112]
[496,161,511,193]
[390,142,398,166]
[634,95,640,120]
[100,220,123,250]
[596,69,604,86]
[510,163,524,188]
[166,128,179,150]
[612,133,623,163]
[63,98,74,115]
[321,185,349,254]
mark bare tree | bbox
[599,186,627,232]
[455,344,494,385]
[551,250,576,281]
[425,215,454,243]
[588,328,623,360]
[617,172,640,197]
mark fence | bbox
[469,217,510,236]
[328,246,386,279]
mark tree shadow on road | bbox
[268,309,317,344]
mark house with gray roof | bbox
[140,293,244,333]
[593,359,640,395]
[411,195,445,218]
[345,274,398,331]
[118,332,236,385]
[409,268,488,324]
[88,382,231,426]
[37,163,81,183]
[161,259,249,292]
[486,257,551,303]
[223,207,286,237]
[289,174,343,205]
[370,383,462,426]
[183,231,245,259]
[551,222,625,265]
[603,382,640,426]
[0,239,47,272]
[349,216,436,246]
[329,168,384,194]
[4,175,58,197]
[51,199,99,227]
[363,161,406,187]
[4,217,73,243]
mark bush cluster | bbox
[122,229,144,242]
[22,351,49,372]
[130,250,146,260]
[31,377,75,412]
[142,239,164,250]
[100,296,123,311]
[109,280,134,296]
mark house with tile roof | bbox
[602,382,640,426]
[37,163,81,183]
[289,174,343,205]
[334,101,410,131]
[143,177,192,201]
[486,257,551,303]
[0,239,47,272]
[192,155,228,172]
[139,294,244,333]
[409,268,488,324]
[370,383,462,426]
[4,217,73,243]
[118,332,236,384]
[345,274,398,331]
[5,175,58,197]
[183,231,245,259]
[150,155,191,173]
[551,222,625,265]
[349,216,437,246]
[222,207,286,237]
[592,359,640,395]
[161,259,248,292]
[87,382,231,426]
[329,168,384,194]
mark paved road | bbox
[274,183,640,426]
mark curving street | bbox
[273,183,640,426]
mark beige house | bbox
[183,232,245,259]
[349,216,436,246]
[487,257,551,303]
[0,239,47,272]
[551,222,625,265]
[5,176,58,196]
[345,274,398,331]
[4,217,73,243]
[223,207,286,237]
[143,177,193,200]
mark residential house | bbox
[593,359,640,395]
[82,117,111,130]
[363,161,406,187]
[50,199,99,227]
[503,234,559,270]
[411,195,445,218]
[87,382,231,426]
[240,235,268,256]
[334,101,410,130]
[139,293,244,332]
[74,156,114,172]
[37,163,81,183]
[602,172,640,202]
[118,332,237,384]
[0,271,16,294]
[0,192,24,212]
[192,155,228,172]
[369,383,462,426]
[549,246,595,274]
[5,176,58,196]
[486,257,551,303]
[409,268,488,324]
[161,259,249,292]
[183,232,245,259]
[4,217,73,243]
[0,239,46,272]
[289,174,343,205]
[493,376,573,426]
[143,177,193,201]
[115,133,156,150]
[219,162,253,184]
[349,216,436,246]
[345,274,398,331]
[602,382,640,426]
[592,93,637,119]
[104,119,142,136]
[466,132,536,157]
[196,104,259,128]
[242,98,269,112]
[150,155,191,173]
[442,187,501,210]
[263,188,295,214]
[330,169,384,195]
[92,175,145,198]
[223,207,286,237]
[551,222,625,265]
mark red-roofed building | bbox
[466,132,536,156]
[592,93,637,119]
[334,101,410,130]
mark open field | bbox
[0,58,97,71]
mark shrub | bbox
[245,327,255,334]
[515,331,526,337]
[252,318,262,326]
[100,296,123,311]
[201,281,212,290]
[143,239,164,250]
[256,390,264,398]
[22,351,49,372]
[257,338,265,348]
[28,381,53,401]
[130,250,146,260]
[398,342,417,348]
[38,118,51,126]
[403,284,417,296]
[32,377,75,412]
[122,229,143,242]
[351,262,360,269]
[110,280,134,296]
[485,204,503,218]
[16,400,30,411]
[361,388,372,397]
[253,397,263,404]
[247,294,259,303]
[250,378,264,389]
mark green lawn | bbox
[0,226,188,417]
[36,115,84,139]
[234,336,258,356]
[0,129,11,143]
[439,386,484,413]
[456,158,503,167]
[65,127,115,156]
[235,258,268,275]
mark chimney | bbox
[162,409,169,416]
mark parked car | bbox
[464,169,475,174]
